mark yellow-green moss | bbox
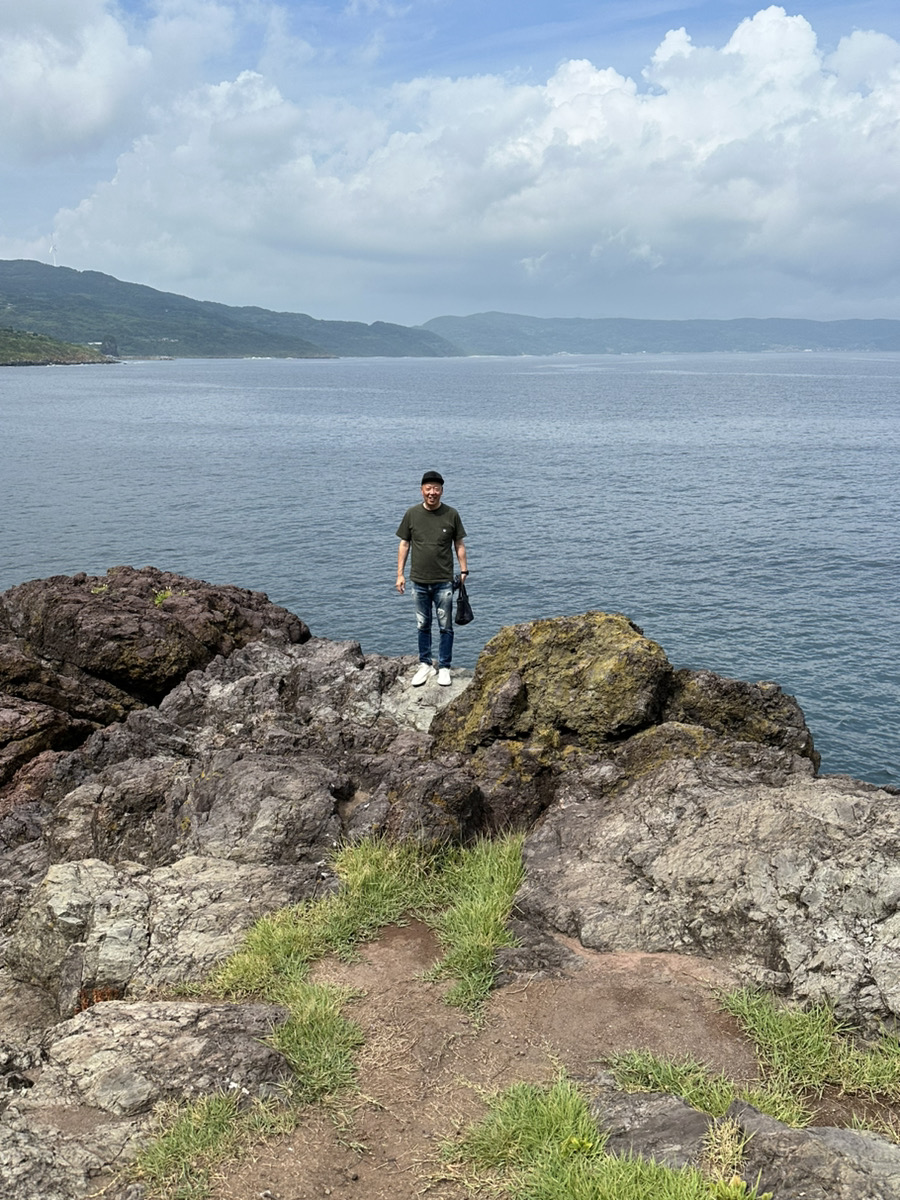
[433,612,671,754]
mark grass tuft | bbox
[608,988,900,1143]
[128,1094,295,1199]
[425,834,525,1013]
[447,1076,773,1200]
[723,989,900,1104]
[609,1049,736,1117]
[267,980,365,1104]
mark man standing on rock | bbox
[395,470,468,687]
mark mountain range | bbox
[422,310,900,355]
[0,260,458,359]
[3,259,900,359]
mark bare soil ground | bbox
[209,922,762,1200]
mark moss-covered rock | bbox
[664,668,819,769]
[431,611,672,754]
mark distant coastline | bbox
[4,258,900,360]
[0,326,110,366]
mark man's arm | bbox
[455,539,468,577]
[396,539,410,593]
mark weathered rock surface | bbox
[516,748,900,1024]
[733,1100,900,1199]
[0,575,897,1200]
[0,1001,290,1200]
[0,565,309,790]
[587,1073,900,1199]
[6,856,328,1016]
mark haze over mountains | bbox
[0,261,458,360]
[422,312,900,356]
[4,259,900,360]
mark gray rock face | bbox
[733,1101,900,1200]
[6,856,327,1016]
[517,745,900,1023]
[0,1001,290,1200]
[0,577,896,1200]
[589,1074,713,1168]
[586,1075,900,1199]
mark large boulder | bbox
[431,611,672,753]
[0,566,309,704]
[430,611,819,833]
[5,856,328,1015]
[44,751,346,868]
[0,567,310,792]
[517,743,900,1023]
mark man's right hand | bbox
[396,576,406,594]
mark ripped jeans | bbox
[412,580,454,668]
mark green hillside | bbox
[421,311,900,355]
[0,327,109,366]
[0,260,461,359]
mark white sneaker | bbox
[411,663,435,686]
[437,667,452,686]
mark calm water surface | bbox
[1,353,897,787]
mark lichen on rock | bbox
[431,611,672,753]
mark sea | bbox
[1,352,897,788]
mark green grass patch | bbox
[609,1049,736,1117]
[128,1093,296,1199]
[425,834,525,1012]
[607,1047,812,1128]
[607,988,900,1138]
[446,1076,773,1200]
[723,989,900,1104]
[207,833,524,1015]
[133,834,525,1198]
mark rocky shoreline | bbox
[1,568,898,1199]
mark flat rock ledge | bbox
[0,1000,290,1200]
[0,572,898,1199]
[588,1072,900,1200]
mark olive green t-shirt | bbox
[396,503,466,583]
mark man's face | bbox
[421,482,443,510]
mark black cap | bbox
[421,470,444,486]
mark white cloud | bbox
[11,4,900,319]
[0,0,151,157]
[143,0,239,84]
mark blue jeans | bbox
[412,581,454,667]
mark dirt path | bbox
[209,923,759,1200]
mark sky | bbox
[2,1,900,324]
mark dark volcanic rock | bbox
[0,566,310,791]
[0,566,309,704]
[0,586,895,1200]
[586,1075,900,1199]
[664,667,820,768]
[732,1100,900,1199]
